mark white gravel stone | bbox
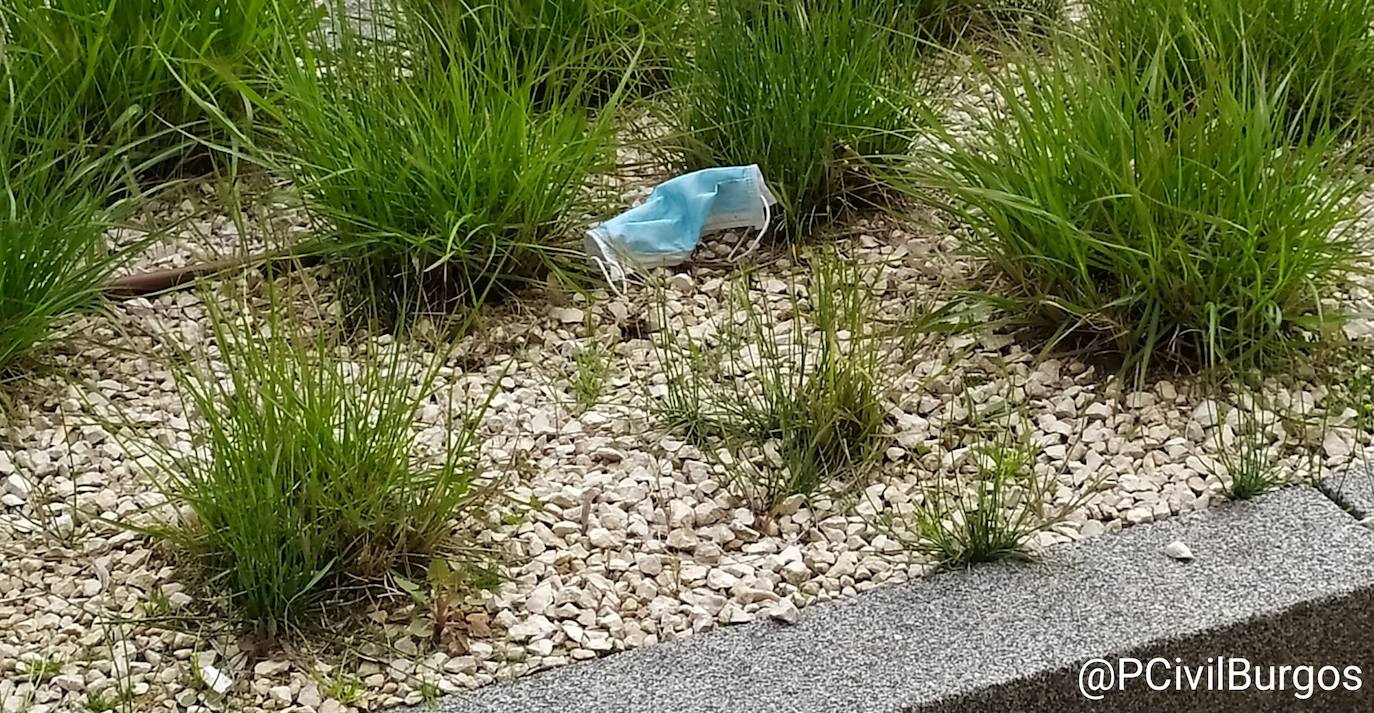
[199,665,233,696]
[1125,506,1154,525]
[767,599,800,625]
[2,474,31,499]
[1192,400,1222,428]
[509,615,559,641]
[553,307,585,324]
[52,674,84,693]
[524,585,555,615]
[666,528,698,549]
[1164,540,1195,562]
[635,554,663,576]
[253,659,291,677]
[587,527,619,549]
[298,684,323,709]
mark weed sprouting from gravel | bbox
[83,689,134,713]
[651,249,895,515]
[571,344,613,411]
[1219,413,1283,501]
[889,388,1097,567]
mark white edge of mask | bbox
[700,164,779,234]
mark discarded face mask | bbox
[585,164,777,291]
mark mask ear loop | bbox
[727,194,773,262]
[590,254,628,299]
[586,230,630,298]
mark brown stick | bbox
[103,252,319,298]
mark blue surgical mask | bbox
[585,165,777,289]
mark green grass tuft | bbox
[20,656,63,682]
[666,0,924,236]
[138,280,497,626]
[398,0,680,103]
[1213,388,1317,500]
[1087,0,1374,141]
[907,42,1367,381]
[0,69,121,377]
[1219,417,1283,501]
[0,0,319,179]
[868,0,1063,43]
[915,440,1041,566]
[268,0,617,311]
[83,689,133,713]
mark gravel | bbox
[1,166,1371,713]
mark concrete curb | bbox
[1320,465,1374,519]
[414,487,1374,712]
